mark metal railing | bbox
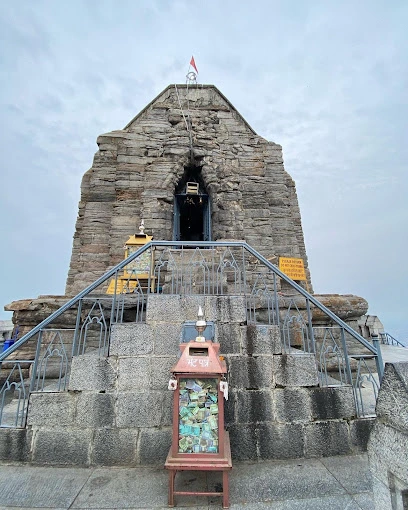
[0,241,384,427]
[380,332,406,348]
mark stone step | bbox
[145,294,246,324]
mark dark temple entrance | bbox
[173,166,211,242]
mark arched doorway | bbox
[173,165,211,242]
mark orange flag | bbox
[190,56,198,73]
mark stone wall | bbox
[368,362,408,509]
[66,85,312,295]
[1,295,373,465]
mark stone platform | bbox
[0,295,373,465]
[0,453,373,509]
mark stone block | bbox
[309,386,356,420]
[146,295,217,324]
[75,393,115,427]
[236,390,273,423]
[350,418,375,452]
[215,323,243,354]
[228,423,258,461]
[305,421,352,457]
[224,389,237,425]
[146,295,246,324]
[69,354,117,392]
[0,428,32,462]
[110,323,154,356]
[368,423,408,487]
[139,427,172,464]
[153,323,183,355]
[161,391,174,426]
[243,325,282,355]
[274,354,318,387]
[273,388,311,423]
[117,357,150,391]
[215,296,246,323]
[228,355,273,389]
[116,391,166,428]
[258,423,304,459]
[150,357,178,390]
[28,392,76,426]
[371,475,394,510]
[375,362,408,431]
[93,428,138,465]
[32,428,92,465]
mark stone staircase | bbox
[0,294,373,465]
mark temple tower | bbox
[66,85,311,295]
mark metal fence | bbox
[0,241,384,427]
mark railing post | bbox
[29,330,44,393]
[372,333,385,382]
[242,246,247,294]
[340,327,354,386]
[273,273,280,328]
[305,297,315,353]
[72,299,83,357]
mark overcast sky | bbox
[1,0,407,343]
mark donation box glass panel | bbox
[178,378,219,454]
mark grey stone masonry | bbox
[65,84,312,295]
[13,295,375,467]
[368,362,408,510]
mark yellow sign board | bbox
[279,257,307,281]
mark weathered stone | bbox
[350,417,375,452]
[273,388,311,423]
[236,389,274,423]
[305,421,352,457]
[110,323,154,356]
[32,428,92,465]
[75,393,115,427]
[93,428,138,466]
[116,391,167,428]
[139,427,172,465]
[0,428,31,462]
[228,355,274,389]
[215,323,243,353]
[309,386,356,420]
[228,423,258,461]
[258,423,304,459]
[69,354,117,392]
[64,85,312,296]
[28,392,76,427]
[243,325,282,355]
[117,357,150,391]
[368,362,408,510]
[375,362,408,431]
[274,354,319,387]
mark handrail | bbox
[380,332,406,348]
[0,240,381,371]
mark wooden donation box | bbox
[165,339,232,508]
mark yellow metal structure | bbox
[106,223,155,294]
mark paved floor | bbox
[0,453,373,509]
[381,344,408,363]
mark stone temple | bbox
[2,83,384,468]
[2,84,407,509]
[66,84,312,295]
